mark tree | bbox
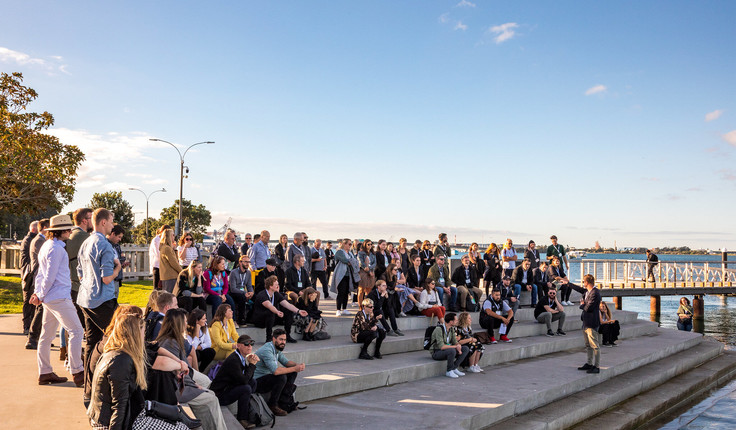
[159,199,211,241]
[130,217,162,245]
[0,72,85,215]
[89,191,135,243]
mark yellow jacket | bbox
[210,319,238,361]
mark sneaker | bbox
[395,329,405,336]
[286,336,298,344]
[445,370,459,378]
[557,329,566,336]
[467,365,481,373]
[500,335,512,343]
[587,366,600,374]
[610,341,618,347]
[578,363,593,371]
[399,312,407,317]
[605,343,613,348]
[359,352,374,360]
[342,310,351,316]
[452,369,465,377]
[335,310,342,317]
[239,419,256,429]
[475,365,485,373]
[387,330,399,337]
[373,352,382,359]
[546,330,555,337]
[490,337,498,344]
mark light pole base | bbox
[175,219,181,237]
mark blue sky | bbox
[2,1,735,249]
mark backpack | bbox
[479,300,492,329]
[423,325,438,350]
[278,382,306,413]
[144,312,164,343]
[466,293,480,312]
[248,393,275,428]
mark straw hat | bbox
[46,214,74,231]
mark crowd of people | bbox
[19,209,629,427]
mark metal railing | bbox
[577,259,736,285]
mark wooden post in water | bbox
[693,295,705,320]
[650,295,661,321]
[613,296,622,310]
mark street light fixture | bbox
[128,187,166,244]
[149,138,214,236]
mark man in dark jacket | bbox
[646,249,659,282]
[451,254,482,311]
[217,230,240,272]
[570,274,602,374]
[25,218,50,349]
[284,254,311,302]
[211,335,259,429]
[20,220,38,335]
[524,240,541,269]
[533,261,553,303]
[511,258,537,308]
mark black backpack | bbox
[423,325,439,350]
[479,299,492,329]
[144,312,164,343]
[466,293,480,312]
[248,393,275,428]
[278,382,306,413]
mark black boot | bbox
[178,405,202,429]
[302,332,312,341]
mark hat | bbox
[528,240,535,245]
[550,235,558,240]
[265,258,277,267]
[502,275,511,281]
[46,214,74,231]
[237,335,255,346]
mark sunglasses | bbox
[365,305,374,308]
[240,342,255,346]
[185,238,193,241]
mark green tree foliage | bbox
[130,217,162,245]
[89,191,135,243]
[159,199,211,241]
[0,72,85,215]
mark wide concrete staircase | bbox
[214,290,736,429]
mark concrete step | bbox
[571,349,736,430]
[273,327,703,429]
[238,309,640,366]
[292,319,658,402]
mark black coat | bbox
[285,266,311,294]
[451,265,478,288]
[375,251,390,280]
[405,266,423,290]
[524,248,541,269]
[210,351,256,395]
[511,265,534,286]
[87,351,144,430]
[254,267,277,295]
[533,267,550,287]
[217,242,239,265]
[570,285,602,329]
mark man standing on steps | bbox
[546,235,568,272]
[570,274,602,374]
[20,220,39,335]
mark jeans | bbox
[431,346,470,371]
[256,372,297,407]
[677,319,692,332]
[216,379,256,420]
[205,293,235,320]
[436,286,458,309]
[515,284,538,306]
[536,311,566,331]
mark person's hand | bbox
[444,287,450,294]
[471,337,477,343]
[376,314,383,320]
[526,285,532,291]
[371,326,377,331]
[299,310,308,317]
[510,297,517,302]
[456,345,462,353]
[179,360,189,375]
[246,353,260,365]
[580,298,584,305]
[221,294,226,301]
[246,292,253,299]
[29,293,40,306]
[276,311,284,318]
[296,363,306,372]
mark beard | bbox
[274,342,285,351]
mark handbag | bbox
[131,407,189,430]
[475,332,492,344]
[359,269,375,289]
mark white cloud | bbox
[456,0,476,7]
[0,46,69,75]
[454,21,468,31]
[705,109,723,122]
[723,130,736,146]
[585,84,607,96]
[439,13,450,24]
[488,23,518,44]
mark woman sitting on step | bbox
[209,304,239,361]
[295,287,327,341]
[599,302,620,347]
[456,312,484,373]
[417,278,445,326]
[186,308,216,373]
[676,297,693,332]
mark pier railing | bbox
[578,259,736,288]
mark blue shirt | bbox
[254,342,290,380]
[248,241,271,269]
[34,238,71,303]
[76,232,117,308]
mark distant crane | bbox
[211,217,232,251]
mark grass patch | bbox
[0,276,153,313]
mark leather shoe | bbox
[38,372,68,385]
[286,336,298,344]
[25,340,37,350]
[269,405,288,417]
[73,371,84,387]
[373,352,383,359]
[577,363,593,371]
[239,419,256,429]
[178,406,202,429]
[587,366,600,374]
[358,352,374,360]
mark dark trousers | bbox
[216,379,256,420]
[196,347,216,373]
[178,296,207,314]
[379,296,398,332]
[336,276,350,311]
[486,316,514,338]
[205,294,235,320]
[647,265,656,282]
[229,291,248,324]
[310,270,329,297]
[70,289,86,330]
[153,267,161,290]
[559,283,573,302]
[275,267,286,294]
[535,283,548,303]
[255,372,297,407]
[252,309,294,340]
[27,303,44,342]
[431,345,470,371]
[356,329,385,355]
[600,321,620,344]
[22,276,36,332]
[82,299,118,392]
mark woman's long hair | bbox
[211,303,231,327]
[187,308,207,338]
[457,311,472,329]
[104,304,143,337]
[104,312,148,389]
[485,243,499,256]
[187,261,202,288]
[178,232,193,248]
[208,255,225,275]
[161,229,175,249]
[600,302,612,321]
[156,308,188,353]
[299,287,318,307]
[145,290,162,315]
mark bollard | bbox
[650,295,661,321]
[693,295,705,320]
[613,296,622,310]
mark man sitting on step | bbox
[534,287,567,337]
[429,312,470,378]
[496,276,519,315]
[480,289,514,343]
[254,328,306,417]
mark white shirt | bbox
[149,235,162,272]
[186,326,212,349]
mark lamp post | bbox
[149,138,214,236]
[128,187,166,244]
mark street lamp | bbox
[149,138,214,236]
[128,187,166,244]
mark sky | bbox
[2,1,735,249]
